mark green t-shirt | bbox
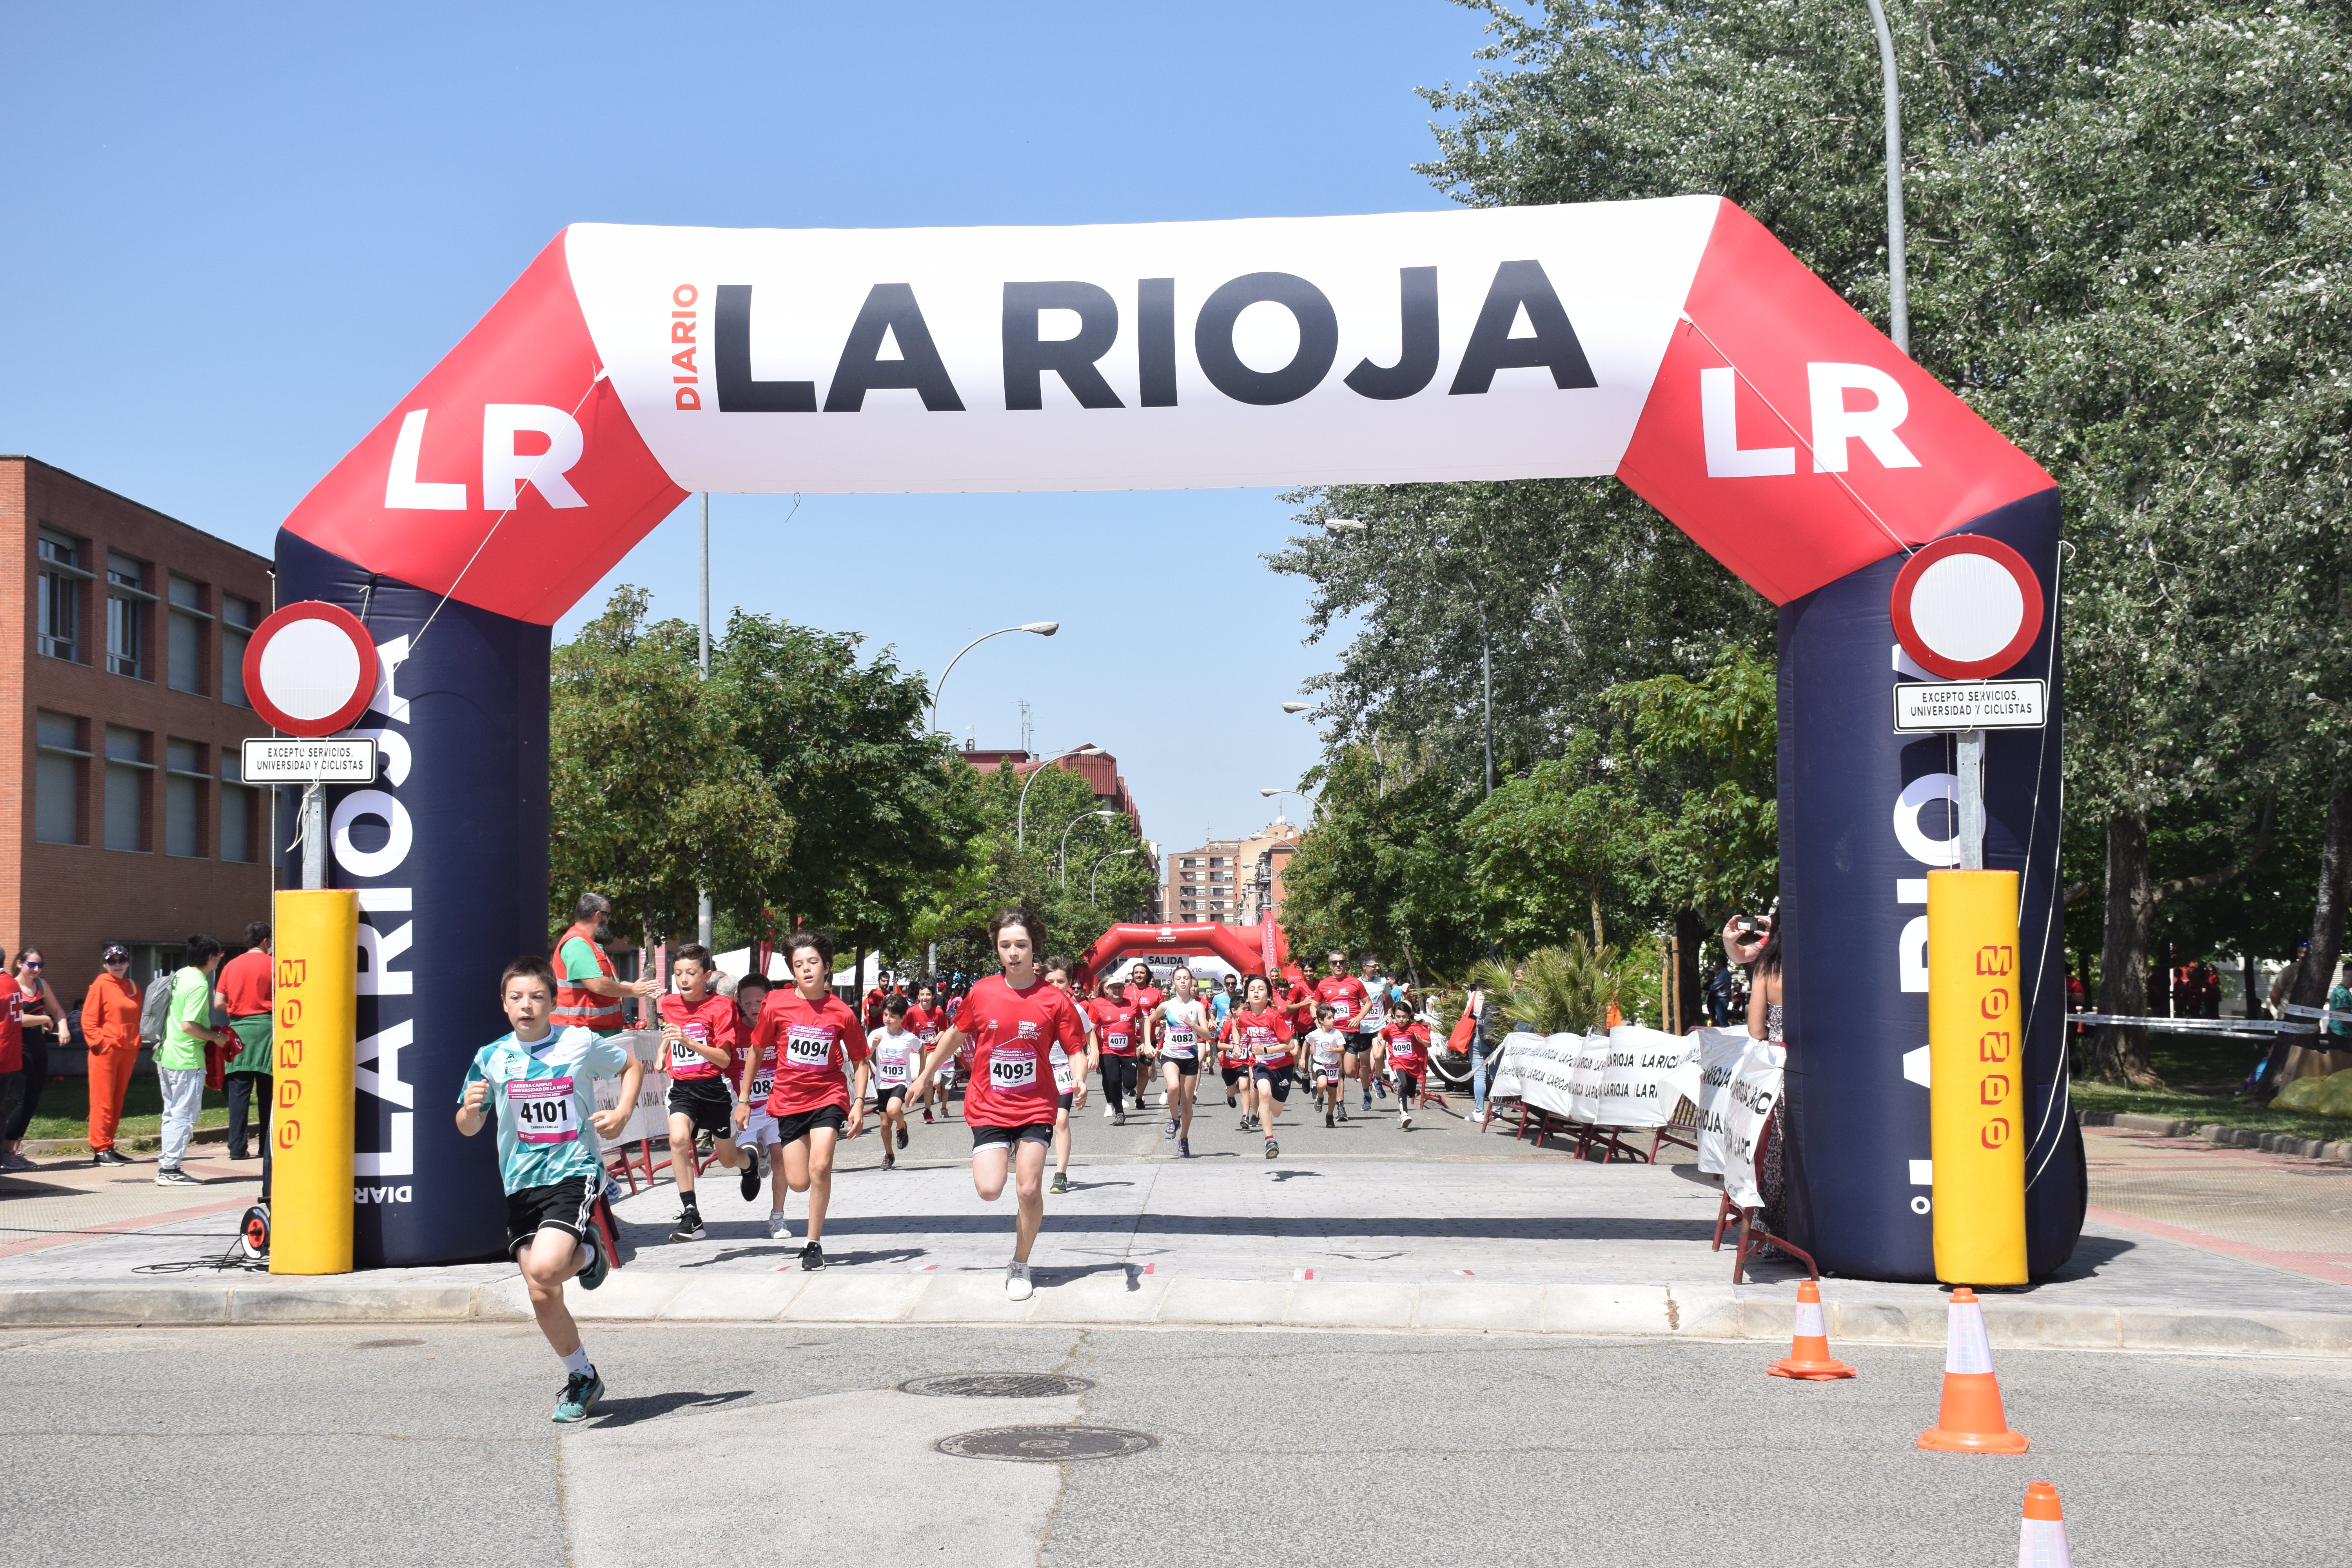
[159,967,213,1071]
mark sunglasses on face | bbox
[104,956,128,964]
[20,960,42,969]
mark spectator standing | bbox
[156,935,237,1187]
[216,923,275,1161]
[3,949,69,1168]
[1704,960,1734,1027]
[0,950,20,1165]
[81,945,142,1165]
[552,893,659,1037]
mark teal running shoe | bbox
[553,1366,603,1423]
[575,1238,609,1292]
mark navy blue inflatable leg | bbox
[1776,490,2081,1282]
[274,530,551,1267]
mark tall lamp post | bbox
[1259,786,1317,824]
[1016,744,1106,849]
[1090,846,1140,906]
[1865,0,1910,353]
[1058,809,1120,888]
[930,621,1059,733]
[697,493,714,948]
[1284,699,1384,795]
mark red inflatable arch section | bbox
[1075,922,1292,991]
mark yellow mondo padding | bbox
[270,889,358,1275]
[1927,869,2027,1285]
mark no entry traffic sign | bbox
[1889,535,2046,681]
[241,601,381,737]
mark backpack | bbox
[140,971,176,1046]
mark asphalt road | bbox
[4,1321,2345,1567]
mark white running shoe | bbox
[1401,1112,1414,1129]
[1005,1260,1034,1301]
[768,1213,791,1240]
[1102,1105,1116,1118]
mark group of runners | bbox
[456,894,1436,1424]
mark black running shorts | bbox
[771,1103,848,1147]
[504,1174,595,1258]
[666,1074,734,1136]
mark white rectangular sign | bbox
[240,737,379,782]
[1892,679,2047,732]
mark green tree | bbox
[548,588,977,961]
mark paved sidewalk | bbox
[4,1093,2348,1352]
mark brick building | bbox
[1165,818,1299,927]
[4,456,275,1025]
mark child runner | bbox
[1225,975,1296,1160]
[871,995,918,1169]
[1149,968,1210,1156]
[1087,976,1143,1125]
[1040,958,1094,1196]
[1219,1012,1252,1124]
[656,944,755,1241]
[727,973,782,1225]
[905,907,1087,1300]
[455,955,641,1423]
[905,983,947,1124]
[1380,1005,1433,1131]
[740,931,869,1270]
[1305,1003,1349,1127]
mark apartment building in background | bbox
[1164,818,1300,927]
[3,457,276,1033]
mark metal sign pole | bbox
[1956,728,1987,869]
[301,780,327,891]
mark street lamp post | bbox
[929,621,1060,733]
[1016,744,1107,850]
[1090,846,1139,906]
[1865,0,1910,353]
[1059,808,1120,888]
[1259,786,1316,824]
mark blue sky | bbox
[4,2,1496,866]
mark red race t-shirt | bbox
[1226,1007,1295,1069]
[955,974,1088,1128]
[903,1004,942,1046]
[755,989,869,1117]
[659,992,737,1081]
[1281,979,1316,1033]
[1087,996,1142,1056]
[216,948,273,1017]
[1381,1019,1432,1073]
[1314,975,1369,1031]
[1128,984,1164,1017]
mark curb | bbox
[2079,1109,2352,1163]
[1,1275,2347,1357]
[22,1127,230,1159]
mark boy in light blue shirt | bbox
[457,954,641,1423]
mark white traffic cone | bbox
[2018,1482,2070,1568]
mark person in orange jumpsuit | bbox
[81,943,143,1167]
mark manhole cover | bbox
[935,1425,1157,1462]
[898,1372,1095,1399]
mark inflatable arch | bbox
[1073,922,1294,993]
[278,196,2080,1278]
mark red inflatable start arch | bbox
[1074,922,1293,992]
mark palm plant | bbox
[1470,935,1623,1037]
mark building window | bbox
[221,595,258,706]
[165,739,208,858]
[35,711,89,846]
[106,553,153,679]
[104,726,151,851]
[37,529,89,662]
[167,576,209,695]
[220,751,255,863]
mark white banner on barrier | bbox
[1597,1025,1701,1130]
[1694,1027,1753,1176]
[1721,1039,1788,1212]
[592,1030,673,1148]
[1490,1031,1576,1119]
[1567,1033,1610,1123]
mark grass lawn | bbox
[20,1073,230,1144]
[2070,1025,2352,1143]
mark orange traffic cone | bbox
[1918,1286,2029,1452]
[1768,1279,1855,1379]
[2017,1482,2071,1567]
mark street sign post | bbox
[241,737,379,784]
[241,601,382,889]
